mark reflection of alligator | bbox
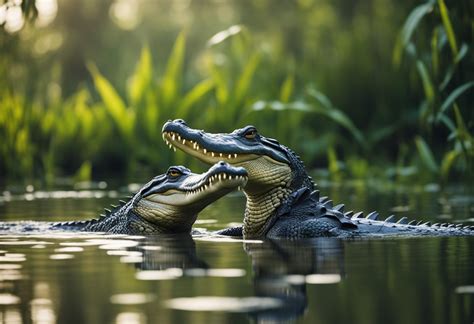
[163,120,474,238]
[0,162,247,235]
[244,238,344,322]
[135,233,208,270]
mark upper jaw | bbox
[161,120,288,164]
[162,123,259,164]
[145,164,248,206]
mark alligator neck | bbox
[133,201,196,233]
[242,147,314,238]
[243,186,292,238]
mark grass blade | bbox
[415,136,438,172]
[161,31,186,107]
[441,149,460,179]
[416,60,435,103]
[234,52,260,104]
[308,89,365,146]
[393,1,434,65]
[87,63,134,138]
[440,81,474,114]
[437,0,458,57]
[176,78,214,116]
[279,74,294,103]
[128,45,153,106]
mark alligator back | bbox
[267,188,474,239]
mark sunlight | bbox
[109,0,140,30]
[35,0,58,27]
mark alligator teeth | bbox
[228,154,232,159]
[177,135,181,141]
[219,153,223,157]
[234,154,237,158]
[172,134,175,140]
[211,152,215,157]
[204,148,207,154]
[223,174,227,180]
[237,186,241,191]
[182,139,186,145]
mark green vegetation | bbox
[0,0,472,185]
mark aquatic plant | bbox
[393,0,473,179]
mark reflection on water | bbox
[0,184,472,323]
[244,238,344,322]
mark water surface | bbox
[0,182,473,323]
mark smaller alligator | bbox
[162,119,474,239]
[0,162,247,235]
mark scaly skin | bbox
[162,119,474,239]
[0,162,247,235]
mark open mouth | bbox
[181,170,248,195]
[162,131,257,164]
[147,167,248,206]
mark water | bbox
[0,182,473,324]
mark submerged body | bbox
[0,162,247,235]
[162,120,474,239]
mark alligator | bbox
[0,162,247,235]
[162,119,474,239]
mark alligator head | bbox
[162,119,313,237]
[131,161,248,233]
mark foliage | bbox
[394,0,473,180]
[0,0,472,185]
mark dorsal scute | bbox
[385,215,397,223]
[311,190,320,200]
[397,217,409,224]
[334,204,345,212]
[344,211,354,218]
[353,212,364,219]
[323,200,333,208]
[366,211,379,220]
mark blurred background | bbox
[0,0,472,186]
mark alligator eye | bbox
[244,128,257,140]
[167,168,182,178]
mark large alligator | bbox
[0,162,247,235]
[162,119,474,239]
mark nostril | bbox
[218,161,226,166]
[175,119,186,125]
[320,207,327,214]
